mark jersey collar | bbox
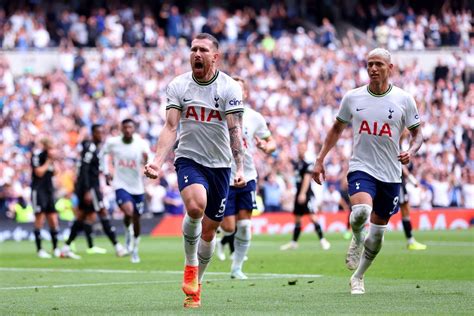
[192,70,219,86]
[367,84,392,97]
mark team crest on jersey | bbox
[214,96,220,108]
[388,108,394,119]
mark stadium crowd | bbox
[0,1,473,222]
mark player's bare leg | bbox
[130,212,141,263]
[218,215,235,261]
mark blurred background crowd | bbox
[0,0,473,222]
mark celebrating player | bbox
[144,33,246,308]
[101,119,151,263]
[218,76,276,279]
[31,137,60,258]
[61,124,127,259]
[312,48,423,294]
[281,141,331,251]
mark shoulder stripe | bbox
[166,104,182,111]
[225,108,244,115]
[336,116,349,124]
[407,122,420,130]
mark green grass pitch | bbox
[1,230,473,315]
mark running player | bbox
[101,119,151,263]
[312,48,423,294]
[218,76,276,279]
[31,137,60,258]
[61,124,127,259]
[281,142,330,251]
[144,33,246,308]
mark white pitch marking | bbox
[0,267,322,278]
[0,267,322,291]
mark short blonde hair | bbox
[367,48,391,63]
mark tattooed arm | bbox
[227,110,246,187]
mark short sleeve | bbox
[224,79,244,115]
[336,93,352,124]
[165,79,183,111]
[405,95,421,130]
[254,113,271,139]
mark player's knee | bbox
[220,221,235,234]
[350,204,371,226]
[185,200,206,218]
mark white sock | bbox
[232,219,252,271]
[353,223,387,279]
[407,237,415,244]
[198,237,216,283]
[182,214,202,266]
[350,204,371,243]
[132,236,140,253]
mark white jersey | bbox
[230,107,271,183]
[101,134,150,195]
[337,84,420,183]
[166,70,243,168]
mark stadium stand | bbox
[0,0,472,222]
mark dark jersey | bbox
[292,158,314,198]
[31,150,54,193]
[76,140,101,189]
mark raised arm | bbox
[227,111,246,187]
[144,108,181,179]
[312,119,347,185]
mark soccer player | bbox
[281,142,331,251]
[102,119,151,263]
[31,137,60,258]
[61,124,127,259]
[144,33,246,308]
[312,48,423,295]
[400,165,427,250]
[218,76,276,279]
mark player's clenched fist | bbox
[144,163,160,179]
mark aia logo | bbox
[118,159,137,169]
[359,120,392,137]
[388,108,394,119]
[185,105,222,122]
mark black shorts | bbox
[76,186,104,212]
[293,197,315,216]
[31,189,56,214]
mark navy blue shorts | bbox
[224,180,257,217]
[175,157,231,222]
[347,171,401,219]
[115,189,145,215]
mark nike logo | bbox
[356,108,366,112]
[183,98,192,102]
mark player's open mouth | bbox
[195,61,204,69]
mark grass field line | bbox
[0,267,322,278]
[0,274,322,291]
